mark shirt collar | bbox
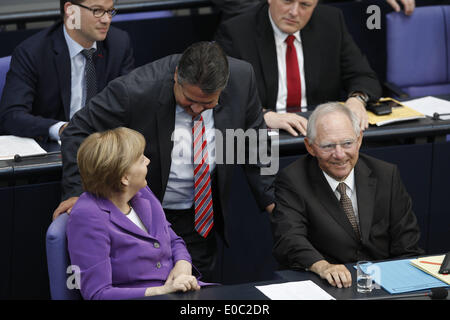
[323,168,355,194]
[175,104,213,120]
[268,8,301,46]
[63,24,97,59]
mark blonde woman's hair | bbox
[77,127,146,198]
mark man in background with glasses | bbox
[270,102,423,289]
[0,0,134,141]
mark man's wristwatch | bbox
[348,92,369,107]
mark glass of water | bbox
[356,261,374,293]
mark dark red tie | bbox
[285,35,302,112]
[192,115,214,238]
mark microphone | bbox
[13,151,61,163]
[358,287,448,300]
[432,112,450,120]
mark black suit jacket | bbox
[0,21,134,139]
[61,54,274,243]
[271,153,423,269]
[215,3,382,110]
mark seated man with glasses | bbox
[0,0,134,141]
[270,102,423,288]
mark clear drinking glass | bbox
[356,261,374,293]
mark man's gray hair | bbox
[177,41,229,94]
[306,102,361,143]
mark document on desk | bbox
[402,96,450,119]
[0,135,47,160]
[365,259,449,294]
[410,255,450,285]
[255,280,335,300]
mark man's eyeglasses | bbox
[315,139,357,153]
[75,3,117,18]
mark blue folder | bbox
[355,259,449,294]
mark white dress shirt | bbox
[268,9,308,112]
[162,106,216,210]
[126,206,147,233]
[48,25,96,141]
[323,169,359,226]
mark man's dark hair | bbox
[177,41,230,94]
[60,0,85,17]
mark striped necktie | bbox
[192,115,214,238]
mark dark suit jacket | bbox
[0,21,134,139]
[61,54,274,243]
[215,3,382,110]
[271,153,423,269]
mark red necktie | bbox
[285,35,302,112]
[192,115,214,238]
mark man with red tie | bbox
[215,0,382,136]
[54,42,275,282]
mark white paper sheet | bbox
[402,96,450,120]
[255,280,335,300]
[0,135,47,160]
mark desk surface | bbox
[143,263,449,301]
[276,115,450,153]
[1,116,450,178]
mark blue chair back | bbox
[112,10,173,22]
[45,213,81,300]
[0,55,11,98]
[386,6,450,98]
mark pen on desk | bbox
[419,260,441,266]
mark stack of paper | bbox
[362,259,449,294]
[402,96,450,120]
[0,135,47,160]
[410,255,450,285]
[367,98,425,126]
[255,280,335,300]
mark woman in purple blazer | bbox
[67,127,201,300]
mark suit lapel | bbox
[52,26,71,120]
[354,159,377,243]
[156,80,176,197]
[256,8,278,110]
[308,157,359,241]
[129,190,154,237]
[300,13,321,106]
[213,93,231,199]
[94,41,107,90]
[96,196,152,240]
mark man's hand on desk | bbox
[263,111,307,136]
[345,97,369,131]
[52,196,79,220]
[309,260,352,289]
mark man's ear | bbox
[64,2,74,17]
[304,137,316,157]
[174,67,178,83]
[356,130,363,149]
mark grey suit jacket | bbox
[61,54,275,243]
[271,153,423,269]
